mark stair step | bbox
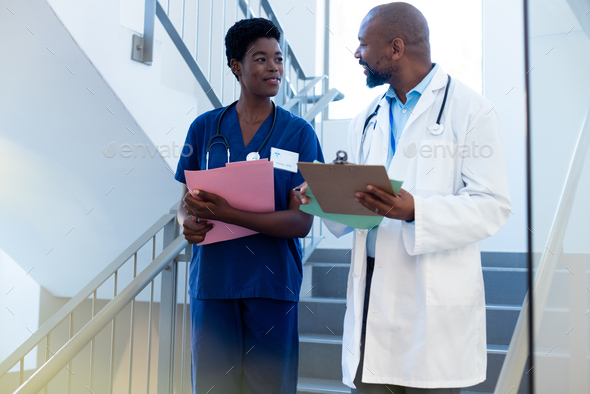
[299,334,343,381]
[300,250,534,393]
[308,249,527,269]
[297,381,495,394]
[298,335,530,393]
[300,334,342,345]
[297,377,349,393]
[310,264,349,299]
[299,298,346,337]
[307,262,351,268]
[486,305,520,346]
[299,298,521,347]
[308,264,529,305]
[307,249,353,264]
[481,252,526,268]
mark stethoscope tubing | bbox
[359,74,451,164]
[205,100,278,170]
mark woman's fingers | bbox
[191,189,219,203]
[182,218,214,244]
[296,182,310,205]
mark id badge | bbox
[270,147,299,173]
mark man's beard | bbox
[364,65,391,88]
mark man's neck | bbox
[389,63,433,104]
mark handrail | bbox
[0,212,176,378]
[304,88,343,122]
[293,76,327,98]
[13,236,188,393]
[155,1,222,108]
[237,0,307,80]
[494,106,590,393]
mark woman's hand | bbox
[183,189,234,222]
[294,182,311,205]
[355,185,415,221]
[182,217,214,244]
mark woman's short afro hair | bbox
[225,18,281,81]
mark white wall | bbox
[264,0,319,77]
[44,0,203,170]
[0,250,40,371]
[527,0,590,255]
[480,0,527,252]
[0,0,179,299]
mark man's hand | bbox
[294,182,311,205]
[355,185,415,221]
[182,217,214,244]
[183,189,234,222]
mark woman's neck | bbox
[235,93,273,124]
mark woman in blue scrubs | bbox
[175,18,324,394]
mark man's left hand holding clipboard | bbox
[295,151,414,222]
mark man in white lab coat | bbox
[299,3,511,393]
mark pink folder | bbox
[184,159,275,245]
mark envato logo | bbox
[103,142,193,159]
[403,142,493,159]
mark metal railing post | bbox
[132,0,156,65]
[156,219,179,394]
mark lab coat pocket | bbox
[414,139,456,195]
[424,248,481,306]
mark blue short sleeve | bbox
[290,123,324,189]
[175,120,200,184]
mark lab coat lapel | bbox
[368,96,390,165]
[403,67,448,134]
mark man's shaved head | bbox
[367,2,430,54]
[355,2,433,90]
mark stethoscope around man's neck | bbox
[359,74,451,164]
[205,100,278,170]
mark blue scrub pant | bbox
[190,297,299,394]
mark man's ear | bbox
[391,38,405,60]
[230,59,242,80]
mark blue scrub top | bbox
[175,104,324,301]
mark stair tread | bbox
[300,334,511,354]
[486,304,521,310]
[297,378,492,394]
[306,262,351,267]
[300,333,343,344]
[300,299,521,309]
[300,297,347,304]
[482,266,527,272]
[297,377,349,393]
[487,344,509,354]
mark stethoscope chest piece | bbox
[246,152,261,161]
[429,123,444,136]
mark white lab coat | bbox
[326,66,511,389]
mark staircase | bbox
[296,249,530,394]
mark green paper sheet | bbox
[299,179,404,229]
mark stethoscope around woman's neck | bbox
[359,74,451,164]
[205,100,278,170]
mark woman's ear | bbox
[230,59,241,81]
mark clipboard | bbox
[298,151,400,216]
